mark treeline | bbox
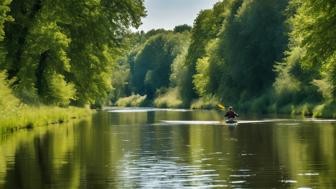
[0,0,145,107]
[116,0,336,117]
[113,26,191,108]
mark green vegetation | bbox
[0,72,90,132]
[111,27,191,107]
[0,0,146,132]
[2,0,336,119]
[0,106,91,133]
[190,96,221,110]
[115,94,147,107]
[154,88,183,108]
[111,0,336,118]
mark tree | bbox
[130,32,189,99]
[210,0,288,103]
[3,0,146,106]
[174,24,192,33]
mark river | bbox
[0,108,335,188]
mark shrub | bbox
[191,95,220,110]
[154,88,183,108]
[115,94,147,107]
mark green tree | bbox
[181,0,242,105]
[211,0,288,103]
[0,0,12,65]
[130,32,188,99]
[287,0,336,98]
[174,24,192,33]
[3,0,146,106]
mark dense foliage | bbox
[117,0,336,117]
[112,28,190,106]
[274,0,336,116]
[2,0,336,117]
[0,0,145,107]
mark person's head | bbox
[229,106,233,111]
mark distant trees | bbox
[127,30,190,99]
[105,0,336,116]
[174,24,192,33]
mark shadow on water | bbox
[0,108,335,188]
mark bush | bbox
[313,102,336,118]
[191,96,220,110]
[0,72,20,113]
[154,88,183,108]
[0,72,91,133]
[115,94,147,107]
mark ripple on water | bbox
[298,172,319,176]
[280,179,297,184]
[116,155,226,188]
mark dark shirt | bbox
[225,110,238,119]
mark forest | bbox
[1,0,336,131]
[114,0,336,117]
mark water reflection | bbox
[0,109,335,188]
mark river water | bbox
[0,108,335,189]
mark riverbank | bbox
[113,93,336,118]
[0,106,91,133]
[0,72,92,133]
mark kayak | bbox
[225,120,238,126]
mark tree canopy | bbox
[1,0,145,106]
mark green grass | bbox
[0,72,91,133]
[0,106,91,133]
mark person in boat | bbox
[224,106,239,123]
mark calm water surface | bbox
[0,108,335,189]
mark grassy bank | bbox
[0,106,91,133]
[0,72,91,133]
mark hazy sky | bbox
[139,0,220,31]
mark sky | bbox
[138,0,220,32]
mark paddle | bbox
[217,104,225,110]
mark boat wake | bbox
[106,107,191,113]
[160,119,336,125]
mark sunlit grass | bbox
[115,94,147,107]
[154,88,183,108]
[0,72,91,133]
[0,106,91,133]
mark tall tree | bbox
[0,0,12,65]
[3,0,146,105]
[182,0,243,105]
[211,0,288,103]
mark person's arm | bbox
[235,112,239,117]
